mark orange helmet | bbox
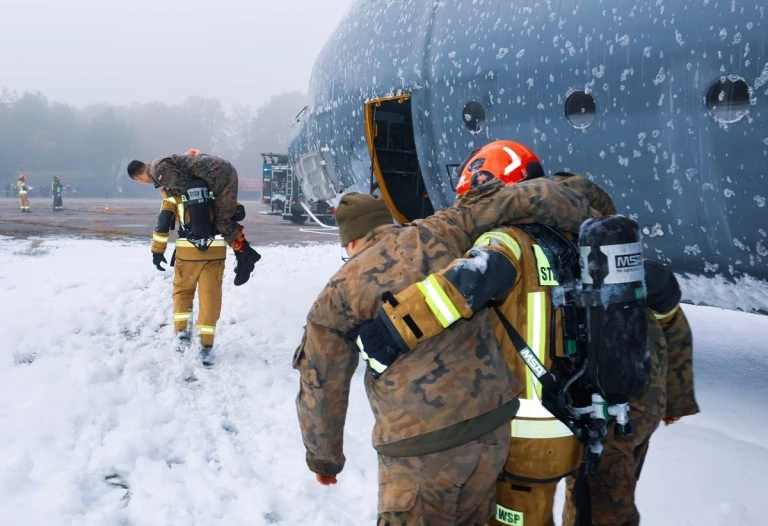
[19,174,26,180]
[455,140,544,196]
[186,148,201,155]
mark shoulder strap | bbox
[492,304,556,391]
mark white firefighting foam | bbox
[0,237,766,525]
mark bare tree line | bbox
[0,87,306,198]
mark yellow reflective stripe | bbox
[163,197,176,204]
[653,304,680,320]
[511,417,574,439]
[174,313,191,321]
[356,336,387,374]
[153,233,169,243]
[18,191,28,195]
[526,292,547,400]
[417,275,461,328]
[177,202,185,225]
[495,504,524,526]
[474,231,522,260]
[197,325,216,335]
[176,239,228,248]
[533,245,559,286]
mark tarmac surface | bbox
[0,197,338,247]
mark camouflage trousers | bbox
[561,413,660,526]
[377,424,509,526]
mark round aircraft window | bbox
[463,101,486,132]
[706,77,750,124]
[565,91,596,129]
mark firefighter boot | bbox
[200,346,215,367]
[175,331,191,353]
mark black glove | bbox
[233,204,246,222]
[347,317,402,378]
[233,241,261,286]
[153,252,168,271]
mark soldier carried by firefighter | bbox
[144,149,252,367]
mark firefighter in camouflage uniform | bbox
[294,177,599,525]
[128,152,261,286]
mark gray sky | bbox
[0,0,353,108]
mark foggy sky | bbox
[0,0,353,108]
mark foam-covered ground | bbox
[1,237,765,525]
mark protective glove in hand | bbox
[348,317,401,378]
[153,252,168,271]
[315,474,337,486]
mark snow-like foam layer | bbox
[679,272,768,314]
[0,238,766,525]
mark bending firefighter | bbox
[17,174,30,212]
[128,152,260,286]
[52,176,63,211]
[151,183,245,367]
[359,141,678,526]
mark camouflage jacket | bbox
[294,177,597,476]
[148,153,241,243]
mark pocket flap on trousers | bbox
[379,483,419,513]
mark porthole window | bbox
[462,101,486,132]
[706,77,750,124]
[565,91,596,129]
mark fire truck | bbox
[260,153,334,226]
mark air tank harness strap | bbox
[491,304,593,526]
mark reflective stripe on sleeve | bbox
[153,233,170,243]
[473,231,522,260]
[417,274,461,328]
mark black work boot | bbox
[175,331,191,353]
[233,241,261,286]
[199,347,215,367]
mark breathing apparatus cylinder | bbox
[577,215,650,437]
[185,179,215,250]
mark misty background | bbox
[0,0,353,197]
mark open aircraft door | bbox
[364,95,435,224]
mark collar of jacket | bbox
[148,170,164,189]
[350,224,398,258]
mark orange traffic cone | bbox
[103,203,110,213]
